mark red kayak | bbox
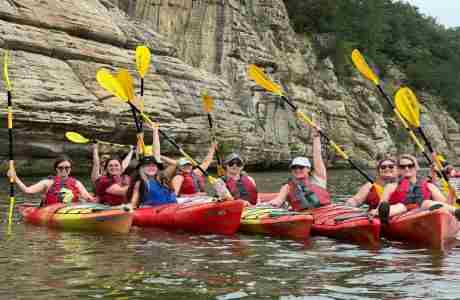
[258,193,380,247]
[383,207,460,250]
[133,198,245,235]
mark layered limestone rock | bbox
[0,0,458,175]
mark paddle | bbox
[65,131,128,148]
[3,51,14,233]
[96,68,145,155]
[247,64,381,195]
[394,87,456,200]
[134,45,151,136]
[96,68,230,196]
[201,91,225,176]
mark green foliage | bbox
[284,0,460,118]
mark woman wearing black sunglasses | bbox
[345,157,398,210]
[8,156,95,206]
[268,127,331,211]
[377,154,460,223]
[220,153,258,205]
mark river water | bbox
[1,169,460,300]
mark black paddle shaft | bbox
[206,113,223,166]
[7,90,14,198]
[280,96,375,184]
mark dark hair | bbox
[53,155,72,170]
[103,156,123,171]
[377,157,397,169]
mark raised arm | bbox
[122,146,135,173]
[196,142,217,174]
[312,127,326,181]
[91,143,101,184]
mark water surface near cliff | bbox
[1,169,459,300]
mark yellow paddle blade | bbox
[217,165,225,177]
[96,68,128,101]
[394,87,420,128]
[116,69,135,101]
[351,49,380,86]
[3,50,11,91]
[437,154,446,164]
[374,183,384,199]
[201,90,214,113]
[65,131,90,144]
[247,64,284,96]
[144,145,153,156]
[136,45,151,78]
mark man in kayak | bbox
[129,124,177,207]
[345,157,398,210]
[8,156,95,206]
[377,154,460,223]
[268,127,331,210]
[170,142,217,197]
[220,153,258,205]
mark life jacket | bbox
[286,177,331,211]
[141,179,177,206]
[178,171,206,196]
[222,173,258,204]
[365,185,381,210]
[43,176,80,207]
[95,175,130,206]
[389,177,431,207]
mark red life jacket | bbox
[95,175,130,206]
[222,174,258,204]
[286,177,331,211]
[178,171,206,196]
[389,177,431,206]
[43,176,80,206]
[365,185,381,210]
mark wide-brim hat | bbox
[138,156,164,170]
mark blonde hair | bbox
[398,154,419,170]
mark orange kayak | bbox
[18,203,133,234]
[383,207,460,250]
[240,206,313,240]
[133,198,245,235]
[258,193,380,247]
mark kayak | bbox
[258,193,380,246]
[240,206,313,240]
[308,204,381,247]
[18,203,133,234]
[133,197,245,235]
[382,207,460,250]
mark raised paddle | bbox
[134,46,151,135]
[96,69,230,195]
[201,91,225,176]
[394,87,457,201]
[351,50,452,195]
[65,131,128,148]
[3,51,15,233]
[96,68,145,155]
[247,64,382,196]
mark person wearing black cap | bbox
[220,153,258,205]
[129,124,177,207]
[268,126,331,211]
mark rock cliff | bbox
[0,0,458,175]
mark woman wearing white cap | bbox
[268,127,331,211]
[171,142,218,196]
[221,153,258,204]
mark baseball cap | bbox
[177,157,193,167]
[224,153,243,165]
[289,157,311,168]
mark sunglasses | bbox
[398,163,415,170]
[379,164,395,170]
[228,161,243,167]
[57,166,71,171]
[290,165,306,170]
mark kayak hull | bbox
[240,206,313,240]
[18,203,133,234]
[383,208,460,250]
[133,199,245,235]
[308,204,381,247]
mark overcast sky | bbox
[402,1,460,28]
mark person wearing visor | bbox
[221,153,258,205]
[171,142,217,197]
[345,157,398,210]
[377,154,460,223]
[268,127,331,211]
[129,124,177,207]
[8,156,95,206]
